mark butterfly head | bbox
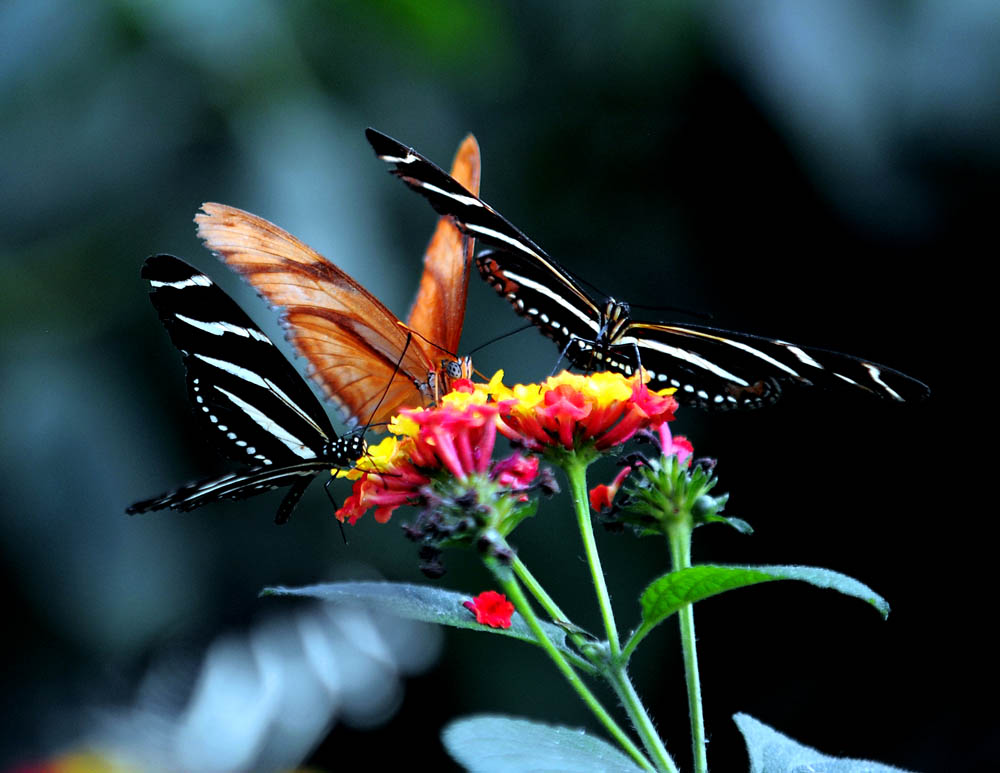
[442,355,474,380]
[418,357,475,405]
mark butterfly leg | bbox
[551,333,592,377]
[627,339,644,376]
[324,476,349,544]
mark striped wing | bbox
[405,133,481,355]
[366,128,605,361]
[127,462,334,524]
[140,254,336,463]
[619,322,931,409]
[366,128,930,409]
[129,255,353,522]
[196,203,438,428]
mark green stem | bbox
[511,554,568,623]
[511,556,597,675]
[491,561,655,772]
[564,454,621,658]
[667,521,707,773]
[620,621,651,663]
[608,668,678,773]
[562,455,677,772]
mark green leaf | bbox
[639,564,889,631]
[262,581,571,651]
[702,514,753,533]
[442,715,646,772]
[734,712,915,772]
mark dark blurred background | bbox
[0,1,985,770]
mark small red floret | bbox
[589,465,634,512]
[462,590,515,629]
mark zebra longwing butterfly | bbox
[127,255,365,524]
[195,133,481,428]
[366,128,930,409]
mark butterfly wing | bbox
[620,321,930,408]
[406,133,481,356]
[140,254,337,463]
[366,128,604,362]
[127,462,332,524]
[366,128,552,268]
[130,255,348,522]
[195,203,437,427]
[368,129,930,409]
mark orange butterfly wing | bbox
[406,134,481,355]
[195,202,436,428]
[194,133,481,428]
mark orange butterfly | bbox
[195,134,481,428]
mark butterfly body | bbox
[366,128,929,409]
[127,254,364,523]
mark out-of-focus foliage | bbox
[0,0,986,769]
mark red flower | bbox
[406,403,500,478]
[589,466,633,512]
[336,401,542,526]
[589,424,694,513]
[493,371,678,453]
[655,422,694,465]
[491,453,540,492]
[337,462,431,525]
[463,590,515,628]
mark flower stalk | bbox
[607,668,678,773]
[564,453,621,657]
[487,556,656,772]
[510,556,599,674]
[667,508,707,773]
[564,455,678,772]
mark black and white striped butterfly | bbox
[127,255,365,524]
[366,128,930,410]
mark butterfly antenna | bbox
[561,260,715,322]
[395,321,459,361]
[465,323,535,358]
[629,302,715,322]
[359,331,415,433]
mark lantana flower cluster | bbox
[485,370,679,457]
[337,371,682,538]
[336,380,543,527]
[590,419,731,538]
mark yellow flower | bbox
[334,434,403,479]
[492,370,679,452]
